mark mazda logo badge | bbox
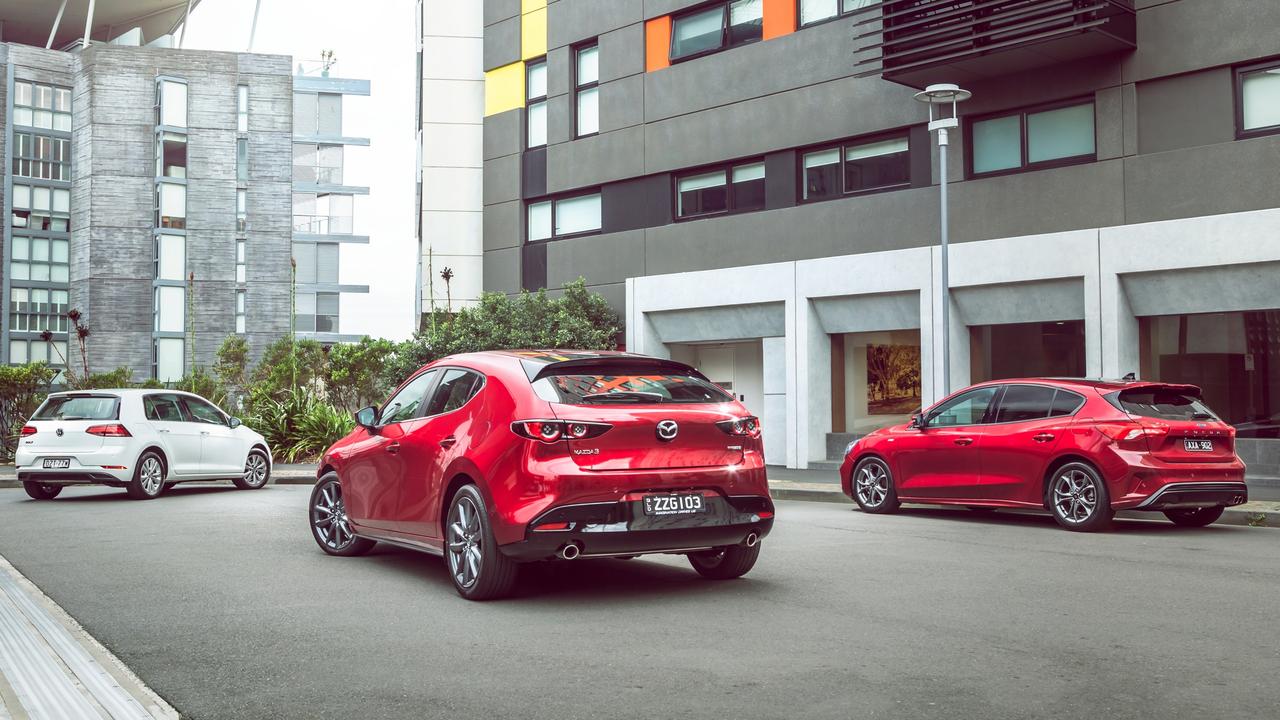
[656,420,678,442]
[56,428,64,437]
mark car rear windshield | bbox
[533,372,734,405]
[1107,388,1218,421]
[32,394,120,421]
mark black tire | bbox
[851,457,900,513]
[23,482,62,500]
[1048,461,1114,532]
[126,451,166,500]
[1163,506,1225,527]
[234,448,271,490]
[445,484,518,601]
[309,473,376,557]
[688,543,761,580]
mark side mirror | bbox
[355,406,379,431]
[909,413,925,430]
[228,416,242,429]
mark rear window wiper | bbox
[1191,412,1215,420]
[580,391,666,403]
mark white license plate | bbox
[1183,439,1213,453]
[42,458,70,469]
[642,493,705,516]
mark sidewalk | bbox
[0,555,177,719]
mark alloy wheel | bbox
[312,481,355,551]
[1052,468,1097,524]
[447,495,483,590]
[139,457,164,496]
[244,452,269,487]
[855,462,890,508]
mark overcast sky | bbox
[183,0,419,341]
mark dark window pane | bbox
[844,137,909,192]
[730,162,765,211]
[928,386,999,427]
[672,6,724,60]
[1049,390,1084,417]
[1110,389,1219,422]
[677,171,727,217]
[728,0,763,46]
[995,385,1057,423]
[802,149,840,200]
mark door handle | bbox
[439,436,457,449]
[157,428,170,433]
[200,431,210,436]
[1033,433,1055,443]
[385,441,401,454]
[953,438,974,446]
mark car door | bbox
[396,368,486,538]
[180,395,242,476]
[979,385,1077,505]
[892,385,1000,500]
[341,369,438,531]
[143,393,203,476]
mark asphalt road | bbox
[0,486,1276,720]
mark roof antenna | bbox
[1121,372,1136,381]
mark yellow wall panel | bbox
[485,61,525,117]
[521,0,546,13]
[521,7,548,60]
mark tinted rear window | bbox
[534,373,734,405]
[1108,388,1218,421]
[33,395,119,421]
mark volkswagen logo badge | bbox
[656,420,679,442]
[56,428,64,437]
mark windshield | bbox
[1107,388,1219,421]
[533,373,734,405]
[32,395,120,421]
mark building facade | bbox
[480,0,1280,474]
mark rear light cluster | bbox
[716,416,761,438]
[20,425,36,436]
[1098,420,1167,450]
[87,424,131,437]
[511,420,611,443]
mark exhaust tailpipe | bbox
[557,543,581,560]
[743,532,759,548]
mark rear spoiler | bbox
[521,356,710,383]
[1104,382,1203,396]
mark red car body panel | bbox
[840,378,1247,513]
[321,351,773,559]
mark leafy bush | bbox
[245,387,352,463]
[325,337,397,412]
[249,337,326,402]
[177,367,227,410]
[0,363,56,461]
[214,335,250,412]
[69,366,135,391]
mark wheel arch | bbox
[1041,454,1102,509]
[438,461,495,535]
[137,445,169,475]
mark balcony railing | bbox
[854,0,1136,87]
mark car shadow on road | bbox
[889,506,1241,536]
[32,485,242,503]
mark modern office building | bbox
[0,3,294,382]
[291,65,372,342]
[481,0,1280,474]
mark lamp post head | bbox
[914,83,972,134]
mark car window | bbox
[927,386,999,427]
[1049,389,1085,417]
[424,369,483,416]
[532,371,734,404]
[33,395,119,421]
[182,397,226,425]
[995,385,1057,423]
[381,370,438,425]
[1107,387,1219,421]
[144,394,188,422]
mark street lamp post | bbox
[914,83,971,397]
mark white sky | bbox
[182,0,419,341]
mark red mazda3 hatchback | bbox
[840,378,1248,532]
[309,350,773,599]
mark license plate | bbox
[642,493,705,516]
[1183,439,1213,452]
[42,458,70,469]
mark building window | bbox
[676,160,765,218]
[9,289,69,334]
[154,286,186,333]
[236,137,249,182]
[13,82,71,131]
[157,79,188,128]
[527,192,602,241]
[574,43,599,138]
[1237,61,1280,137]
[799,0,875,27]
[294,144,343,184]
[10,338,68,367]
[10,236,70,283]
[294,243,340,284]
[12,133,71,180]
[235,290,246,334]
[11,185,71,231]
[969,101,1095,176]
[670,0,763,62]
[155,338,184,382]
[296,292,339,333]
[293,192,353,235]
[237,84,249,132]
[802,134,909,201]
[526,58,548,148]
[157,183,186,229]
[156,132,187,179]
[294,92,342,136]
[237,189,248,233]
[236,239,247,283]
[156,234,185,281]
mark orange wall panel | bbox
[763,0,796,40]
[645,16,672,72]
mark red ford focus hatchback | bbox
[840,378,1248,532]
[309,350,773,599]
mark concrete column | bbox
[848,340,868,429]
[796,299,830,466]
[1099,269,1141,378]
[1083,230,1104,377]
[762,336,788,467]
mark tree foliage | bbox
[325,337,398,412]
[0,364,56,461]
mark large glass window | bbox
[670,0,762,62]
[13,133,71,180]
[970,321,1085,383]
[1239,61,1280,136]
[9,289,69,334]
[526,193,601,241]
[156,234,185,281]
[10,236,69,283]
[294,144,343,184]
[526,58,548,148]
[1139,311,1280,437]
[157,183,186,229]
[970,101,1095,176]
[296,292,340,333]
[294,93,342,136]
[676,160,765,218]
[235,290,246,334]
[575,44,599,138]
[157,132,187,179]
[800,0,875,26]
[237,84,249,132]
[158,80,188,128]
[155,338,184,382]
[237,189,248,233]
[293,192,353,234]
[12,185,70,232]
[803,134,908,202]
[236,239,247,283]
[294,243,339,284]
[13,82,71,131]
[155,286,186,333]
[831,330,921,434]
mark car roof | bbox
[971,377,1199,394]
[46,388,206,398]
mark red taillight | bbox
[1097,420,1167,450]
[511,420,611,443]
[716,416,761,438]
[86,424,131,437]
[20,425,36,436]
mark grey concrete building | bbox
[481,0,1280,473]
[1,3,294,381]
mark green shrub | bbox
[0,363,57,461]
[249,337,326,402]
[325,336,397,412]
[244,387,352,463]
[177,367,227,409]
[69,366,134,390]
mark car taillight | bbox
[1097,420,1167,450]
[511,420,611,443]
[20,425,36,436]
[716,416,761,438]
[86,424,131,437]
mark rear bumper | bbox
[1134,482,1249,510]
[16,470,128,485]
[499,494,774,561]
[1110,454,1247,510]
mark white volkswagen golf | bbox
[16,389,272,500]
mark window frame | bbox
[672,156,767,221]
[379,368,441,426]
[1234,57,1280,139]
[796,0,874,29]
[525,56,549,149]
[572,41,600,139]
[797,129,912,204]
[525,190,603,243]
[422,367,487,418]
[668,0,764,64]
[965,97,1097,179]
[924,385,1001,428]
